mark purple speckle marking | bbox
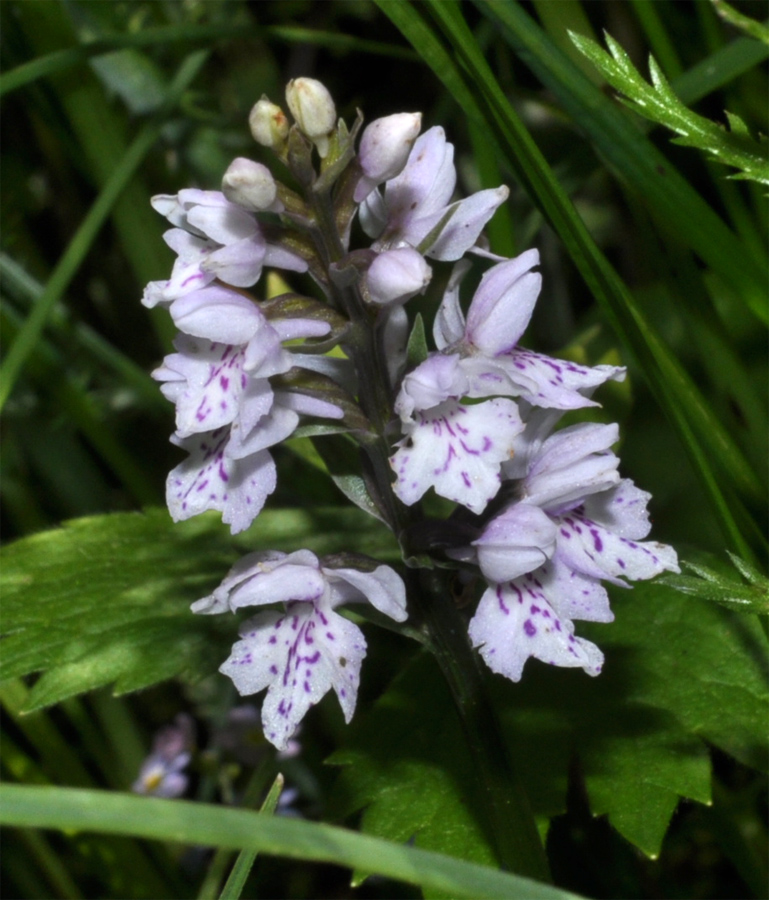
[523,619,536,637]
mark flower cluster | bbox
[144,78,678,749]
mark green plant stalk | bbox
[306,171,549,881]
[218,774,285,900]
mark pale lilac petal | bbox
[355,112,422,202]
[226,554,326,610]
[243,326,291,377]
[385,127,455,225]
[227,401,299,459]
[163,229,211,260]
[153,336,249,436]
[201,238,266,287]
[524,423,621,512]
[536,558,614,623]
[474,503,557,583]
[503,350,625,410]
[263,244,310,273]
[163,255,215,301]
[366,247,432,305]
[170,286,264,343]
[192,550,318,615]
[271,318,331,342]
[394,354,468,422]
[433,260,470,350]
[422,187,509,261]
[233,378,275,437]
[359,188,388,240]
[186,202,258,244]
[167,429,276,534]
[220,602,367,750]
[464,251,540,354]
[391,398,523,514]
[582,479,652,540]
[278,390,344,420]
[142,280,170,309]
[555,511,680,586]
[469,580,604,682]
[325,565,408,622]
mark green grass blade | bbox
[218,774,284,900]
[672,36,769,105]
[0,50,207,413]
[0,784,584,900]
[378,0,762,558]
[0,23,414,99]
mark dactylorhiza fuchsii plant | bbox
[143,78,679,753]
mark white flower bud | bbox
[222,158,279,212]
[366,248,432,306]
[354,112,422,202]
[249,96,289,149]
[285,78,336,158]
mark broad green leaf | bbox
[0,507,399,710]
[0,784,585,900]
[329,652,498,897]
[335,576,767,859]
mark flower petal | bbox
[170,285,264,344]
[220,602,367,750]
[464,250,540,354]
[391,398,523,514]
[555,511,680,586]
[325,565,408,622]
[153,336,248,437]
[167,428,276,534]
[474,503,557,583]
[468,580,604,682]
[524,422,621,512]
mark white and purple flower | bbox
[193,550,407,750]
[142,189,307,309]
[459,416,679,681]
[153,284,341,533]
[360,126,509,261]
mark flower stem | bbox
[306,177,549,881]
[408,566,551,880]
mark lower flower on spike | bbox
[192,550,407,749]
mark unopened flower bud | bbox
[354,112,422,202]
[249,96,289,149]
[222,158,279,211]
[366,247,432,306]
[285,78,336,158]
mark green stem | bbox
[304,178,549,879]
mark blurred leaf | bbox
[570,31,769,184]
[0,506,399,710]
[672,36,769,105]
[0,784,585,900]
[0,49,209,411]
[710,0,769,45]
